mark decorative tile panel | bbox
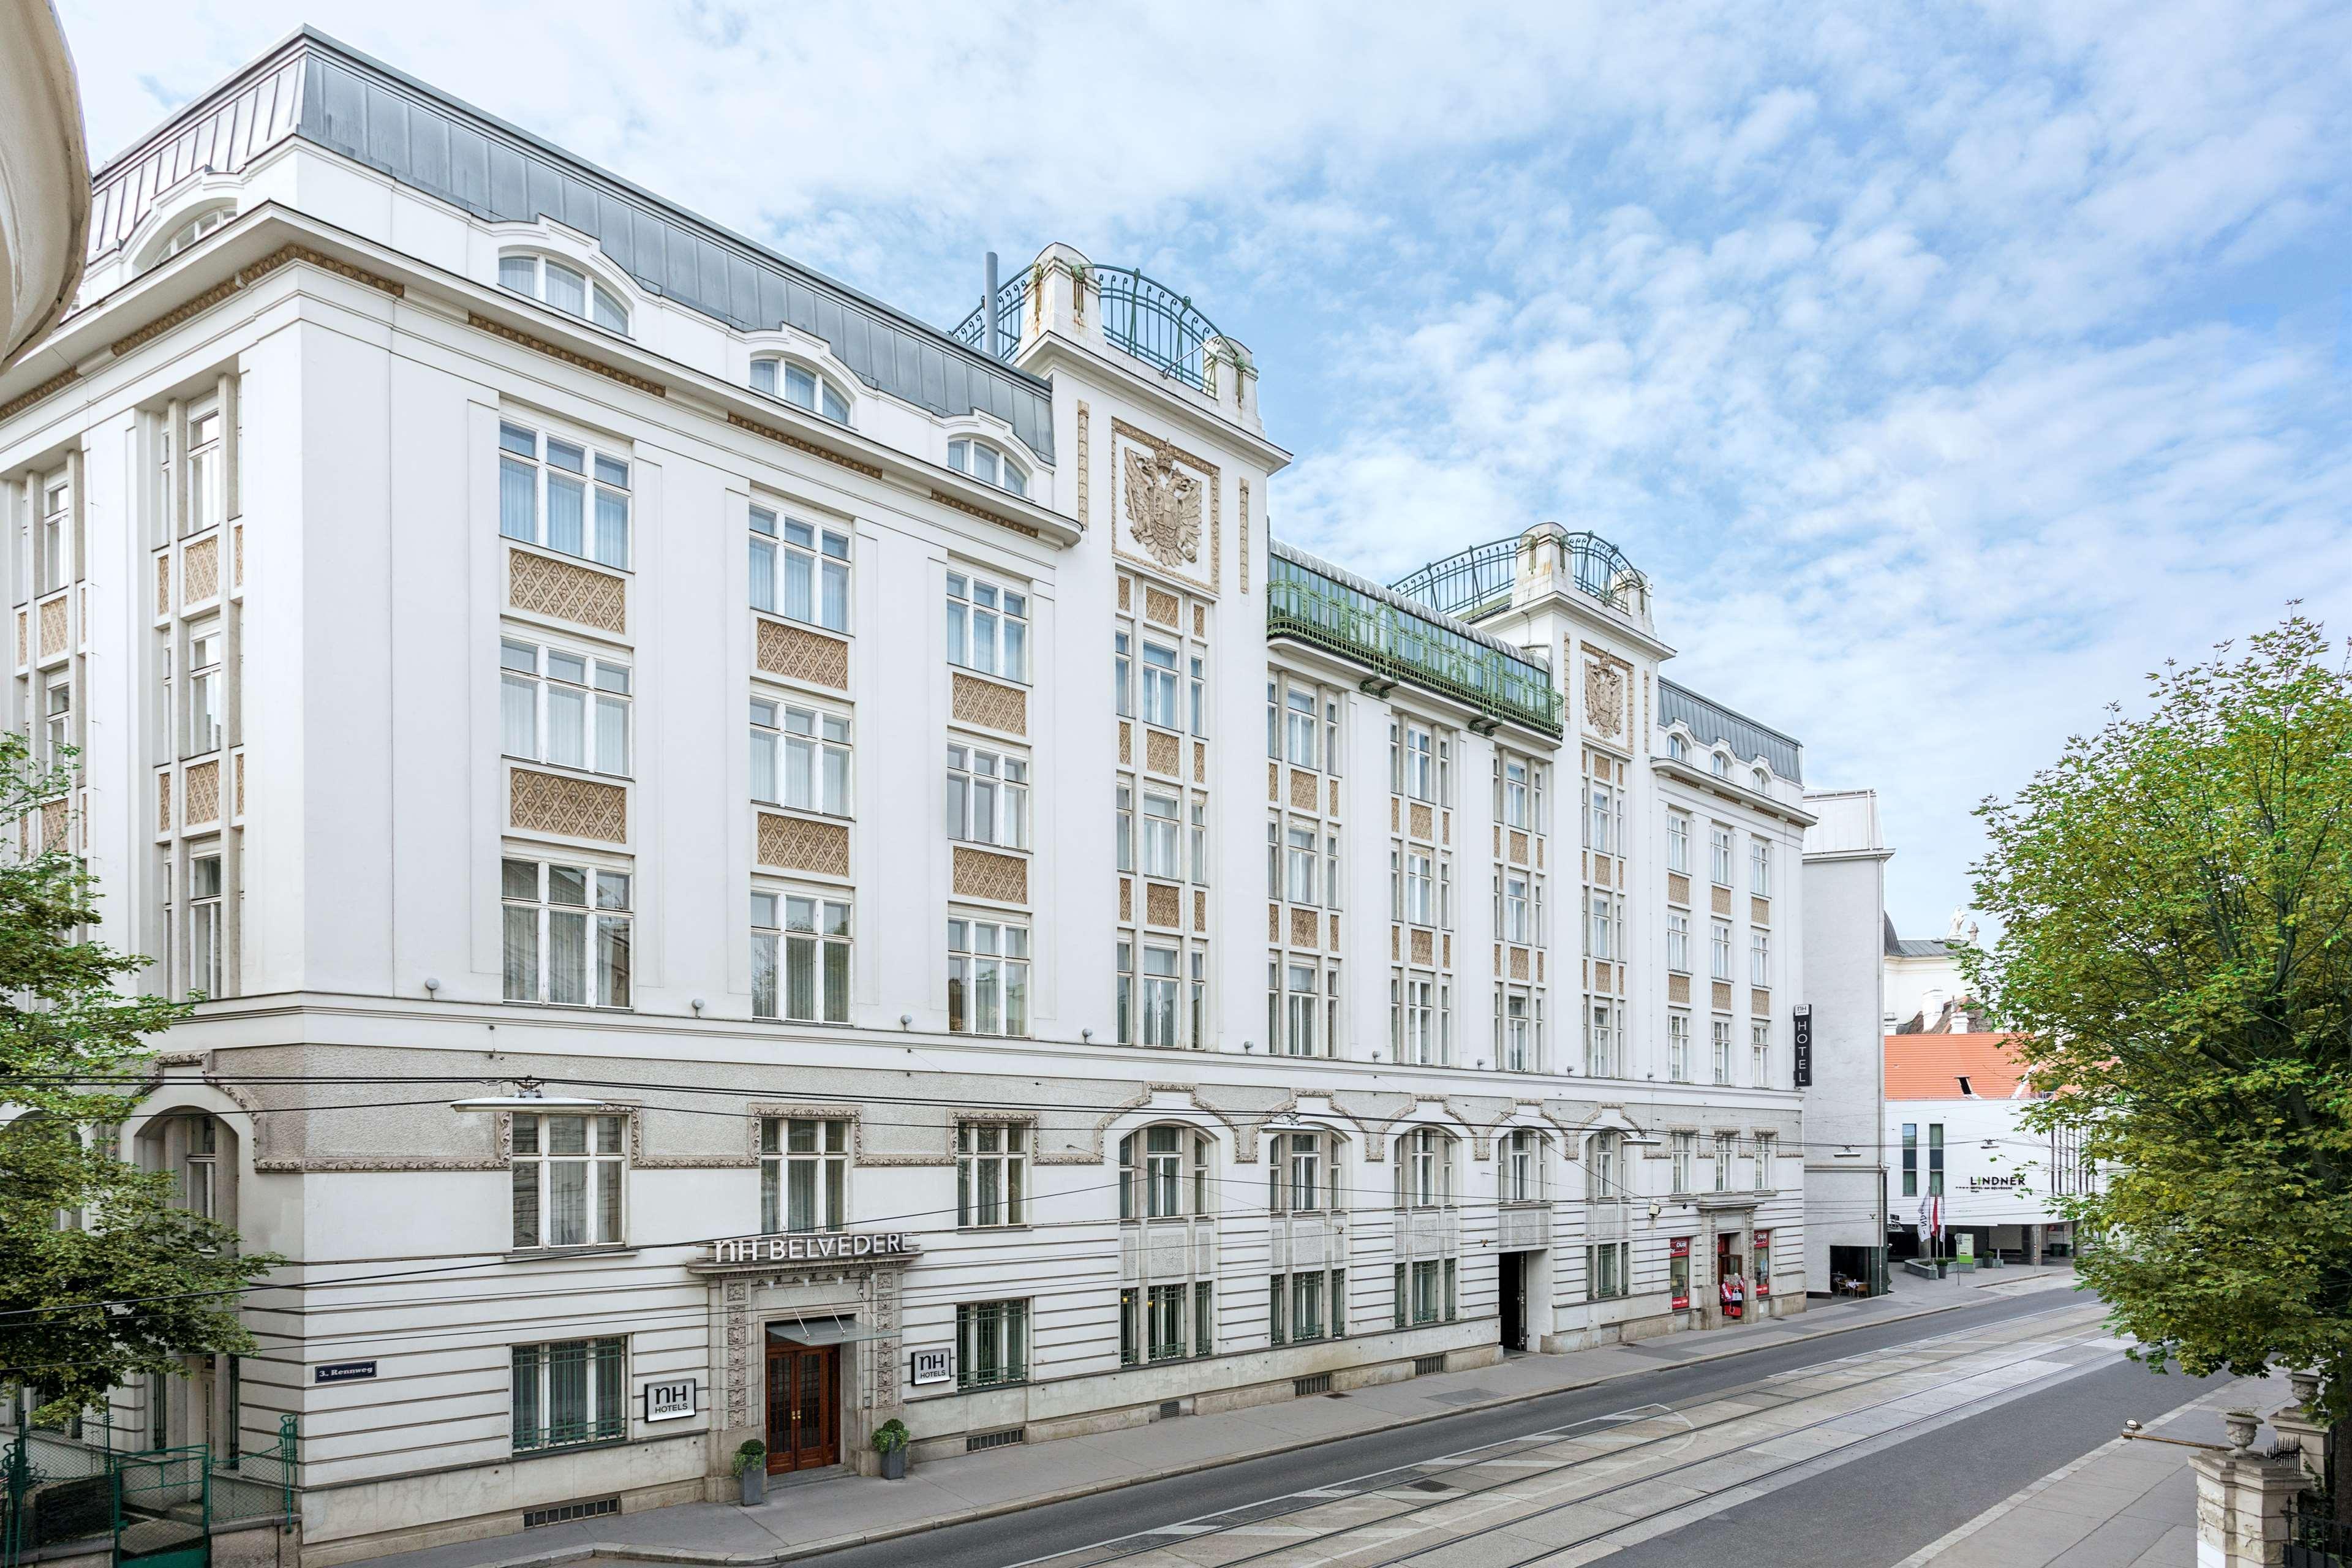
[1193,605,1205,638]
[1117,574,1131,611]
[183,536,220,603]
[1120,878,1133,921]
[1713,981,1734,1011]
[1328,913,1341,949]
[1146,729,1179,777]
[1268,905,1280,942]
[1510,946,1529,981]
[1712,884,1732,916]
[1267,762,1278,801]
[14,608,24,665]
[1669,974,1692,1005]
[953,846,1027,904]
[1144,586,1180,627]
[1193,742,1205,784]
[37,595,68,658]
[1409,802,1433,840]
[758,811,848,876]
[155,557,170,617]
[511,767,627,844]
[1288,769,1317,810]
[510,548,625,635]
[1752,895,1771,925]
[39,800,66,853]
[1146,881,1180,929]
[1593,960,1613,990]
[1509,830,1529,865]
[235,753,245,818]
[1120,724,1133,766]
[953,672,1027,734]
[234,524,243,586]
[1288,907,1320,949]
[756,618,850,690]
[1752,987,1771,1017]
[1411,929,1433,966]
[184,760,221,826]
[157,772,171,834]
[1667,872,1691,905]
[1329,779,1340,816]
[1193,891,1207,932]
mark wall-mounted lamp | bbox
[1081,1027,1094,1042]
[690,997,706,1016]
[423,976,442,996]
[900,1013,914,1029]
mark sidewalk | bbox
[345,1265,2084,1568]
[1894,1367,2288,1568]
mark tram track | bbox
[1013,1298,2112,1568]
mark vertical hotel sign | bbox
[1792,1005,1814,1088]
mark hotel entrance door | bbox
[764,1337,840,1472]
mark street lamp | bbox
[449,1077,606,1113]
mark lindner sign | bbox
[1792,1005,1814,1088]
[709,1231,919,1265]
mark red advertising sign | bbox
[1754,1229,1771,1298]
[1669,1236,1692,1310]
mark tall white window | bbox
[1397,1128,1453,1207]
[1395,975,1440,1065]
[1393,722,1442,802]
[1284,822,1318,905]
[1668,1012,1690,1082]
[1502,873,1530,943]
[1714,1131,1736,1191]
[947,438,1028,497]
[1587,1242,1630,1300]
[1268,1130,1339,1213]
[511,1112,625,1247]
[1273,959,1337,1057]
[1586,1001,1619,1077]
[1666,912,1690,973]
[1755,1133,1775,1190]
[1118,1126,1210,1219]
[502,859,632,1008]
[1139,641,1179,728]
[1140,791,1180,877]
[188,854,224,997]
[749,507,849,630]
[946,745,1028,849]
[1587,1131,1625,1199]
[501,640,631,776]
[1709,824,1734,885]
[752,699,849,814]
[946,572,1028,680]
[1589,894,1615,962]
[1587,783,1614,853]
[1501,758,1532,829]
[1672,1131,1695,1193]
[1751,839,1772,896]
[1667,811,1690,874]
[1281,683,1319,767]
[37,475,69,594]
[760,1117,847,1231]
[497,421,630,568]
[186,408,222,537]
[750,358,849,423]
[1499,989,1537,1071]
[1751,1020,1771,1085]
[42,679,70,763]
[957,1123,1027,1227]
[499,253,628,333]
[1139,943,1180,1046]
[1712,1019,1732,1085]
[1710,921,1732,981]
[948,918,1028,1036]
[751,892,849,1023]
[1504,1130,1541,1203]
[185,630,223,757]
[1751,929,1771,986]
[179,1115,217,1218]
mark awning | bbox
[766,1315,886,1348]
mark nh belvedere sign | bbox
[708,1231,920,1265]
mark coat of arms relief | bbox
[1121,434,1203,571]
[1584,657,1627,741]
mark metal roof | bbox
[83,29,1054,462]
[1658,679,1803,783]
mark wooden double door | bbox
[764,1337,840,1472]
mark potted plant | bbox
[732,1440,767,1506]
[873,1419,911,1481]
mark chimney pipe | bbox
[984,251,1000,359]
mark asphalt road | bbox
[795,1291,2210,1568]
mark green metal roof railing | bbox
[1267,549,1562,736]
[1391,529,1649,623]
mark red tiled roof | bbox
[1884,1033,2031,1101]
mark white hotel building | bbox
[0,32,1871,1562]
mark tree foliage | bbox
[0,731,279,1420]
[1968,616,2352,1425]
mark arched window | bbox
[1266,1128,1344,1214]
[1393,1127,1455,1208]
[751,358,850,423]
[948,438,1028,497]
[1585,1130,1627,1200]
[1667,733,1688,761]
[141,205,233,273]
[1118,1124,1212,1219]
[1709,752,1732,779]
[1502,1129,1545,1204]
[499,252,628,333]
[1752,765,1769,790]
[135,1110,236,1224]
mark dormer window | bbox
[1710,752,1731,779]
[499,254,628,333]
[751,358,849,423]
[948,439,1027,499]
[137,205,234,274]
[1667,733,1688,761]
[1752,765,1769,790]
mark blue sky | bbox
[60,1,2352,935]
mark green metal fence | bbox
[2,1415,294,1568]
[1267,551,1564,736]
[113,1447,208,1568]
[3,1425,119,1565]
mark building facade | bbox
[2,31,1855,1562]
[1883,1031,2089,1265]
[1800,789,1892,1296]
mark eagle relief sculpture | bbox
[1122,437,1202,571]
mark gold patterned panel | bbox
[1711,884,1732,916]
[1193,891,1206,932]
[510,548,626,635]
[1669,973,1692,1005]
[1596,858,1616,891]
[953,846,1028,904]
[184,760,221,826]
[1390,798,1399,832]
[1267,762,1278,801]
[1752,987,1772,1017]
[1713,981,1734,1011]
[37,595,67,658]
[158,772,171,834]
[155,557,170,618]
[1268,905,1280,942]
[1667,872,1691,905]
[757,812,849,876]
[1751,895,1771,925]
[1538,951,1545,983]
[1146,881,1180,929]
[1193,605,1205,638]
[14,608,24,666]
[1193,742,1205,784]
[1442,810,1450,846]
[1593,960,1613,990]
[756,619,850,690]
[39,800,66,853]
[233,524,243,587]
[1146,729,1180,777]
[1509,829,1529,865]
[1288,907,1319,948]
[1409,802,1433,840]
[953,673,1028,735]
[1117,574,1131,611]
[1329,913,1340,949]
[511,767,628,844]
[1238,477,1251,594]
[1510,946,1529,981]
[1393,927,1402,961]
[1288,769,1317,810]
[1144,586,1180,627]
[1411,929,1433,966]
[1120,878,1133,921]
[184,536,219,603]
[235,753,245,818]
[1443,935,1452,967]
[1328,778,1340,816]
[1079,403,1093,527]
[1120,724,1133,766]
[1537,839,1544,870]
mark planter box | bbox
[879,1447,907,1481]
[739,1468,766,1506]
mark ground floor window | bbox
[1755,1231,1773,1298]
[1670,1238,1692,1310]
[512,1336,626,1452]
[1268,1267,1344,1345]
[1393,1259,1455,1327]
[956,1300,1028,1389]
[1120,1283,1212,1365]
[1587,1242,1630,1301]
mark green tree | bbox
[1969,616,2352,1513]
[1,732,278,1423]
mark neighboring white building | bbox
[2,31,1868,1562]
[1884,1031,2090,1264]
[1884,908,1985,1033]
[1801,790,1892,1295]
